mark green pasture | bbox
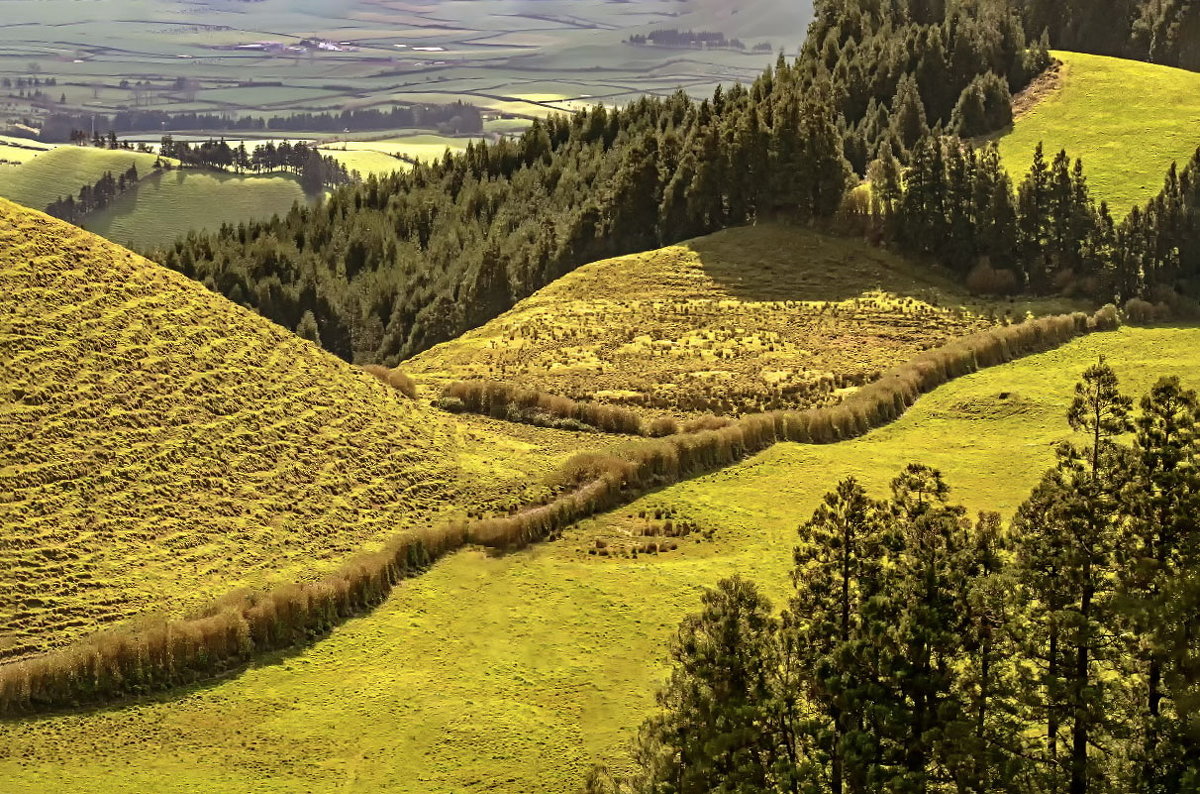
[0,146,161,211]
[998,51,1200,216]
[84,169,311,250]
[2,324,1193,793]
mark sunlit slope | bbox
[998,51,1200,215]
[0,145,161,211]
[406,224,1047,418]
[0,323,1181,793]
[0,198,463,661]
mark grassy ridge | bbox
[85,168,310,250]
[0,324,1189,793]
[998,51,1200,215]
[0,146,161,211]
[0,199,467,661]
[408,225,1085,419]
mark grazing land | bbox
[408,224,1078,419]
[998,51,1200,215]
[0,199,615,663]
[0,146,161,211]
[0,0,809,130]
[85,169,311,250]
[1,324,1186,793]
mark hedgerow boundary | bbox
[0,307,1117,716]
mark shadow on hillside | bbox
[684,223,952,304]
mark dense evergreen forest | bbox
[587,363,1199,794]
[148,0,1200,367]
[1019,0,1200,70]
[152,0,1050,364]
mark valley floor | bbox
[2,326,1195,793]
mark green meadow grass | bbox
[84,169,311,249]
[0,146,161,211]
[998,51,1200,216]
[2,324,1193,793]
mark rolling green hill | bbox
[0,198,469,661]
[0,145,161,211]
[407,224,1077,419]
[85,168,311,250]
[3,315,1179,792]
[998,51,1200,215]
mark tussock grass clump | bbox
[363,365,418,399]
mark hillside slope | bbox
[1,323,1180,794]
[0,146,161,211]
[408,224,1075,419]
[0,199,467,661]
[998,51,1200,214]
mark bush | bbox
[966,262,1019,296]
[363,365,418,399]
[1124,297,1156,325]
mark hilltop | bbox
[0,199,470,661]
[408,224,1075,420]
[998,51,1200,214]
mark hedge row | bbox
[0,307,1116,715]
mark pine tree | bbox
[784,478,886,794]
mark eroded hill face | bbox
[407,225,996,419]
[0,200,466,661]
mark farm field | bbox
[319,134,475,175]
[0,199,620,663]
[0,322,1189,793]
[0,0,808,132]
[998,50,1200,215]
[408,224,1081,419]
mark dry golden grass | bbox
[0,198,473,662]
[407,225,1072,420]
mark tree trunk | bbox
[1069,575,1093,794]
[1049,622,1060,794]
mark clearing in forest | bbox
[998,51,1200,215]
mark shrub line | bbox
[0,307,1117,716]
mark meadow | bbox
[998,50,1200,215]
[0,199,623,664]
[0,146,161,212]
[85,169,312,250]
[409,224,1080,420]
[318,134,475,176]
[0,322,1188,793]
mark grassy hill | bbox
[0,198,474,662]
[85,168,311,250]
[998,51,1200,215]
[2,319,1184,793]
[0,146,161,211]
[408,224,1076,419]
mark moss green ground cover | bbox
[2,325,1193,793]
[998,51,1200,215]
